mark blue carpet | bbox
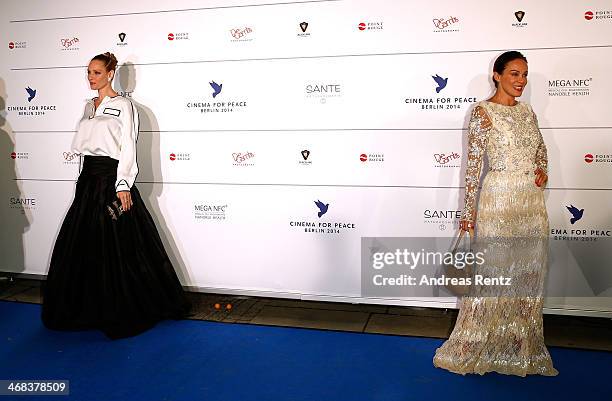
[1,301,610,401]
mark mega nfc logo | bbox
[168,32,189,41]
[405,75,476,112]
[357,21,384,31]
[9,197,37,214]
[63,152,79,165]
[232,151,255,167]
[230,27,254,42]
[512,10,528,28]
[359,153,385,164]
[584,10,612,21]
[169,152,191,161]
[8,41,26,50]
[117,32,128,47]
[194,203,228,221]
[186,81,248,115]
[289,200,357,235]
[584,153,612,165]
[305,83,342,104]
[299,149,312,166]
[6,87,58,118]
[551,204,611,240]
[432,16,460,32]
[60,37,79,50]
[548,78,592,97]
[423,209,461,231]
[434,152,461,168]
[298,22,310,37]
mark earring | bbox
[108,78,111,82]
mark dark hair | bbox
[91,52,118,72]
[492,51,527,87]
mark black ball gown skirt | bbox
[42,156,191,339]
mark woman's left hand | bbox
[534,168,548,188]
[117,190,133,211]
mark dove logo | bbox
[314,200,329,218]
[432,75,448,93]
[25,87,36,102]
[210,81,223,98]
[566,205,584,225]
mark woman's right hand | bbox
[459,219,475,232]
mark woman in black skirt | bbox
[42,52,190,339]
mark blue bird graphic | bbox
[432,74,448,93]
[25,86,36,102]
[314,200,329,218]
[210,81,222,98]
[566,205,584,225]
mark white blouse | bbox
[71,95,139,192]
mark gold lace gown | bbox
[433,100,558,376]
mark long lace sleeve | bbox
[461,105,492,222]
[532,111,548,174]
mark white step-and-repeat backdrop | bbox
[2,0,611,316]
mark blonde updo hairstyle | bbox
[91,52,118,80]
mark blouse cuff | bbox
[115,179,131,192]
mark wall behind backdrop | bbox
[2,0,611,316]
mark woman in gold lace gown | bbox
[433,51,558,376]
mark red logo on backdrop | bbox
[10,152,16,159]
[168,33,175,40]
[585,11,594,20]
[360,154,368,162]
[60,37,79,48]
[358,22,366,31]
[8,42,15,49]
[585,154,594,163]
[230,27,253,40]
[169,153,176,161]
